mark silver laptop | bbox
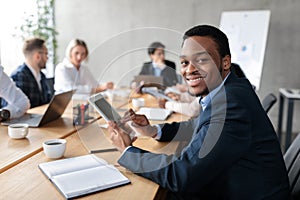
[133,75,163,85]
[2,90,74,127]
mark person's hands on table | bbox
[121,108,158,138]
[108,121,133,152]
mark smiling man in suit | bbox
[108,25,290,199]
[11,38,52,108]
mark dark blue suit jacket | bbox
[11,63,52,108]
[139,60,178,87]
[119,73,291,199]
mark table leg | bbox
[284,99,294,151]
[277,94,284,143]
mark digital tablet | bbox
[88,93,122,122]
[88,93,135,139]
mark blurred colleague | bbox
[54,39,114,94]
[0,65,30,121]
[158,88,200,118]
[108,25,290,199]
[10,38,52,108]
[139,42,178,87]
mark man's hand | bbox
[167,92,180,101]
[120,109,158,138]
[158,98,167,108]
[120,108,149,126]
[95,82,114,93]
[105,82,114,90]
[158,92,180,108]
[108,121,133,152]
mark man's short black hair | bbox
[148,42,165,55]
[183,25,231,58]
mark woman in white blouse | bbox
[54,39,113,94]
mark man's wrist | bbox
[120,146,132,157]
[0,109,10,122]
[149,125,158,138]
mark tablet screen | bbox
[94,97,121,122]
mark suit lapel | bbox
[23,64,40,91]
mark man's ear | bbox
[222,55,231,71]
[33,51,40,60]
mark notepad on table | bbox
[137,107,173,121]
[38,154,130,199]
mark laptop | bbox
[133,75,163,85]
[2,90,74,127]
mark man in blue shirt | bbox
[139,42,178,87]
[108,25,290,199]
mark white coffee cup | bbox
[43,139,66,159]
[8,123,29,139]
[132,98,145,109]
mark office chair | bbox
[284,133,300,199]
[262,93,277,113]
[45,77,55,96]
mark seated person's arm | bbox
[2,71,30,119]
[94,82,114,93]
[136,83,166,94]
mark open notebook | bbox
[39,155,130,199]
[137,107,173,121]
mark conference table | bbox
[0,91,190,199]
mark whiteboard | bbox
[220,10,271,90]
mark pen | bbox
[90,148,118,154]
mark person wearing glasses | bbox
[139,42,178,87]
[10,38,52,108]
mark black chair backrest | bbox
[284,133,300,199]
[262,93,277,113]
[45,77,55,97]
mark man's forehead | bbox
[181,37,207,55]
[180,36,215,57]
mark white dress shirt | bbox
[0,66,30,118]
[165,96,201,118]
[54,58,98,93]
[26,63,42,91]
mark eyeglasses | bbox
[38,51,48,56]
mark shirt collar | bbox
[200,72,231,111]
[152,61,166,70]
[63,58,79,69]
[25,62,41,82]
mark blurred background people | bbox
[10,38,52,108]
[54,39,114,94]
[139,41,178,87]
[0,65,30,121]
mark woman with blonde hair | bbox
[54,39,113,93]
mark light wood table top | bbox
[0,91,192,199]
[0,116,76,174]
[0,121,179,199]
